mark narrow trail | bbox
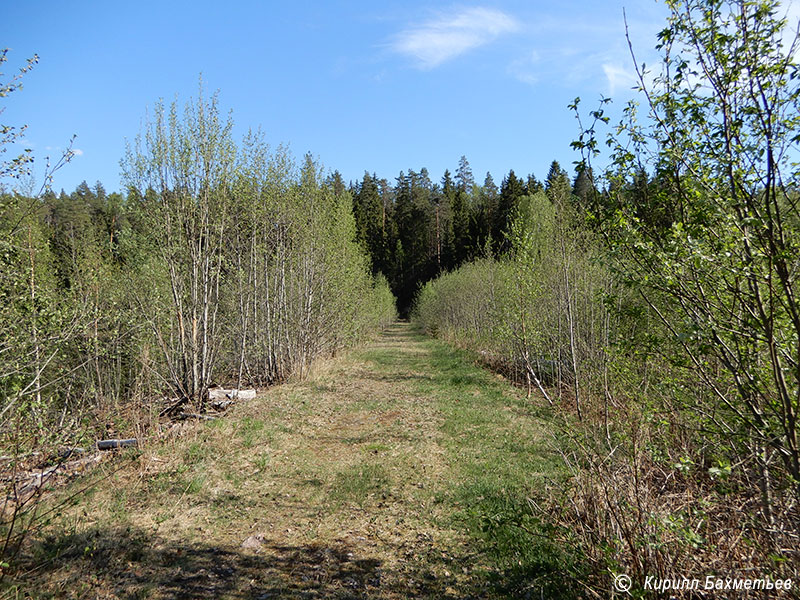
[17,322,558,599]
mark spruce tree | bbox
[455,155,475,193]
[572,166,595,211]
[495,170,525,253]
[473,172,498,255]
[545,160,571,203]
[526,174,543,195]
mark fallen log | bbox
[96,439,138,451]
[207,388,256,401]
[0,451,43,462]
[13,465,60,504]
[4,453,104,511]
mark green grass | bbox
[184,474,205,495]
[359,327,582,598]
[330,462,391,506]
[236,416,271,448]
[252,450,270,471]
[363,442,391,454]
[184,442,210,464]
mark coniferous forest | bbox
[349,158,557,316]
[2,1,800,598]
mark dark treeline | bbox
[346,156,585,316]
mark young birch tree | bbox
[123,88,236,403]
[574,0,800,501]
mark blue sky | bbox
[1,1,674,194]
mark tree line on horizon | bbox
[38,154,590,319]
[345,156,593,315]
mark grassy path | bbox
[15,322,568,599]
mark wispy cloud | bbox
[72,148,84,157]
[507,50,545,86]
[390,7,520,69]
[602,63,638,96]
[504,7,665,98]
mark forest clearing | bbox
[5,322,565,599]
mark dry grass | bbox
[3,323,564,599]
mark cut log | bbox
[207,388,256,401]
[96,439,138,451]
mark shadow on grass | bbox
[10,525,481,599]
